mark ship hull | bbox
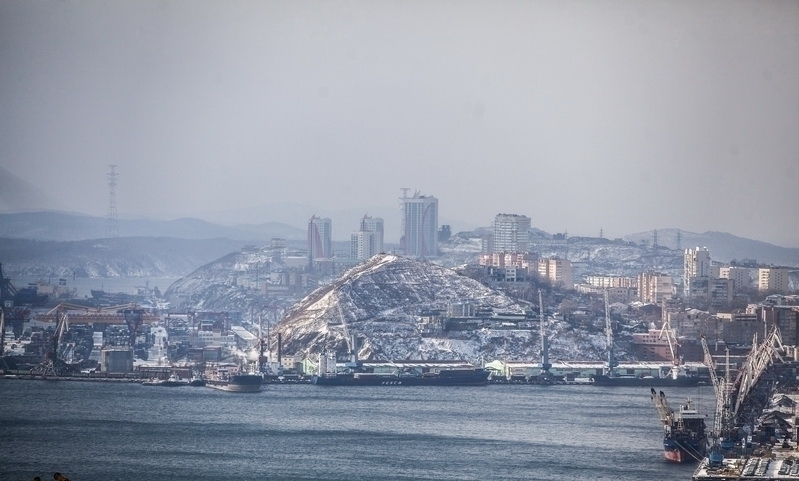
[592,375,700,387]
[205,374,262,393]
[664,438,706,463]
[312,369,490,386]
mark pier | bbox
[693,327,799,481]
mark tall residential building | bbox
[400,191,438,258]
[492,214,531,253]
[307,215,332,261]
[684,247,711,297]
[351,215,384,261]
[637,272,674,304]
[758,267,791,294]
[537,257,573,289]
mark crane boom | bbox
[603,290,617,376]
[650,388,674,425]
[539,289,550,374]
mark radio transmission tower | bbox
[107,165,118,238]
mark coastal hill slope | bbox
[274,253,610,364]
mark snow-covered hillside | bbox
[273,254,614,364]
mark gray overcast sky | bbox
[1,1,798,246]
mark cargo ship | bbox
[204,363,262,393]
[595,291,700,387]
[312,367,491,386]
[651,388,707,463]
[312,351,490,386]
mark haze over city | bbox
[1,1,798,247]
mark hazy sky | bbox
[1,1,798,246]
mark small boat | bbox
[142,373,189,387]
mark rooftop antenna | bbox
[106,164,118,238]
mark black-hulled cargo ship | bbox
[204,363,262,393]
[651,388,707,463]
[312,367,490,386]
[312,351,490,386]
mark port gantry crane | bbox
[701,327,784,466]
[701,335,733,465]
[538,289,552,381]
[659,318,683,379]
[731,327,783,433]
[603,289,618,378]
[36,308,71,376]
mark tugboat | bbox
[651,388,708,462]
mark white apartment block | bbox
[538,257,573,289]
[492,214,531,253]
[585,276,636,289]
[478,252,537,269]
[351,215,384,261]
[637,272,674,304]
[351,230,380,261]
[719,266,752,291]
[758,267,791,294]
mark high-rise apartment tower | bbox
[400,191,438,258]
[307,215,333,262]
[493,214,531,253]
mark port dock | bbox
[692,327,799,481]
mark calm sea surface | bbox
[0,381,711,481]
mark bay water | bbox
[0,380,709,481]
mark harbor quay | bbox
[692,390,799,480]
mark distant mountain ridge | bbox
[0,236,247,278]
[623,228,799,267]
[0,211,305,242]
